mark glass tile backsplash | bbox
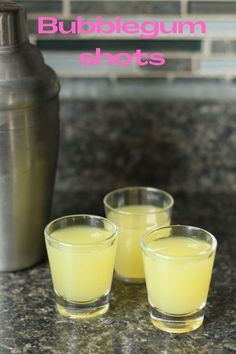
[17,0,236,79]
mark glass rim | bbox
[103,186,174,215]
[44,214,118,247]
[141,224,217,260]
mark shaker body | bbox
[0,100,59,271]
[0,2,60,271]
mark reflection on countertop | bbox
[53,100,236,216]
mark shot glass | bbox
[45,215,118,319]
[141,225,217,333]
[104,186,174,284]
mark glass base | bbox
[115,271,145,284]
[150,305,204,333]
[56,293,109,319]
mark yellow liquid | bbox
[108,205,170,280]
[143,237,216,315]
[46,226,117,303]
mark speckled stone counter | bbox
[0,192,235,354]
[0,100,235,353]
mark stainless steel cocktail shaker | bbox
[0,1,60,271]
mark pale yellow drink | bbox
[108,205,170,280]
[143,237,216,315]
[46,226,117,303]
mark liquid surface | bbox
[147,237,211,257]
[51,226,111,244]
[108,205,170,280]
[143,236,216,315]
[46,226,117,302]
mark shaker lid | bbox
[0,1,28,47]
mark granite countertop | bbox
[0,191,235,354]
[0,98,236,353]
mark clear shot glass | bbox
[45,215,118,319]
[104,187,174,284]
[141,225,217,333]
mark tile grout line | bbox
[191,56,198,75]
[27,14,236,20]
[203,38,211,57]
[181,0,188,17]
[63,0,71,18]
